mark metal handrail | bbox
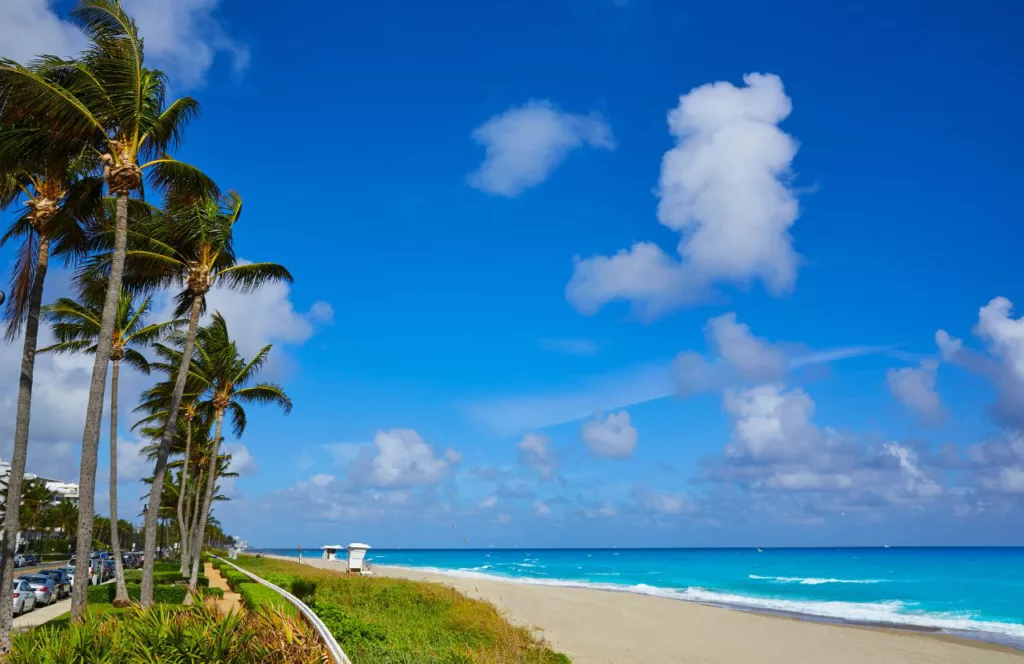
[213,555,352,664]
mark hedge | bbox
[237,583,296,616]
[200,586,225,599]
[86,583,188,604]
[122,570,208,586]
[222,569,250,592]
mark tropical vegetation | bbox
[222,555,571,664]
[0,0,294,652]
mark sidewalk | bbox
[13,596,70,629]
[205,562,241,613]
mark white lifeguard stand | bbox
[347,542,371,574]
[321,544,345,562]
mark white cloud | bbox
[936,297,1024,428]
[632,484,692,515]
[533,500,551,517]
[202,275,330,360]
[222,442,258,477]
[359,429,458,488]
[467,100,615,197]
[674,312,787,395]
[975,297,1024,381]
[580,411,638,458]
[887,360,943,421]
[723,384,822,462]
[0,0,87,63]
[0,0,247,87]
[567,73,801,317]
[516,433,558,480]
[478,495,498,509]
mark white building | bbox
[0,457,80,507]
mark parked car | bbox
[18,575,55,606]
[66,558,101,585]
[12,580,36,616]
[22,554,38,566]
[39,569,70,600]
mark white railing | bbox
[213,556,352,664]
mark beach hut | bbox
[321,544,345,562]
[347,543,371,574]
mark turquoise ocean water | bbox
[255,547,1024,647]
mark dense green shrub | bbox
[86,583,188,604]
[200,586,225,599]
[238,583,296,616]
[291,577,317,600]
[121,570,208,586]
[223,569,250,592]
[10,602,330,663]
[308,599,385,646]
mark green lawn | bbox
[228,555,570,663]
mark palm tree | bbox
[52,500,78,540]
[175,313,291,601]
[0,133,99,639]
[0,0,216,619]
[120,191,290,604]
[39,289,179,604]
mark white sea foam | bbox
[384,565,1024,641]
[749,574,885,585]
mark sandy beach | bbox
[263,554,1022,663]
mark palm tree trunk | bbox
[186,470,203,572]
[140,297,202,607]
[176,422,193,576]
[108,359,129,605]
[71,193,129,620]
[184,411,224,604]
[0,234,49,651]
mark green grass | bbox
[237,582,297,616]
[231,555,570,664]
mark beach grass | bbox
[231,555,570,663]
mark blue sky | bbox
[2,0,1024,548]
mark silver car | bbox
[18,575,55,606]
[12,580,36,616]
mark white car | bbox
[13,580,36,616]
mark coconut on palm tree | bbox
[39,289,180,604]
[0,0,216,619]
[113,191,290,604]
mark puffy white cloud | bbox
[358,429,458,488]
[936,297,1024,428]
[0,0,247,87]
[975,297,1024,381]
[674,312,787,395]
[0,0,86,63]
[580,411,637,458]
[533,500,551,517]
[222,442,258,477]
[567,73,802,317]
[478,495,498,509]
[722,384,822,462]
[467,100,615,197]
[887,360,943,421]
[516,433,558,480]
